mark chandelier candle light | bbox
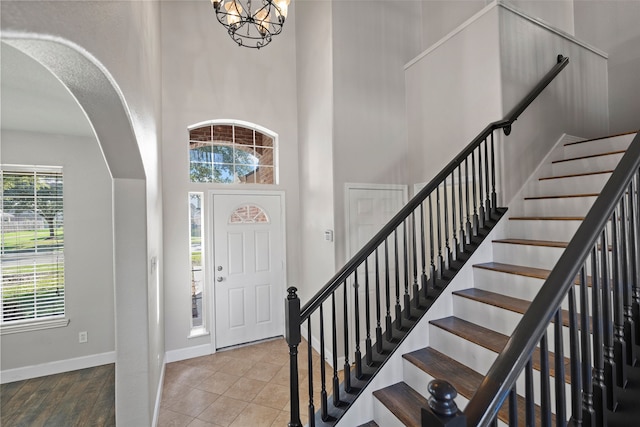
[210,0,290,49]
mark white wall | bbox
[497,3,609,202]
[574,0,640,134]
[406,5,503,187]
[420,0,488,49]
[331,0,422,269]
[507,0,575,35]
[1,1,163,424]
[0,130,115,370]
[295,0,336,304]
[160,1,301,352]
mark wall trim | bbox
[0,351,116,384]
[165,344,212,363]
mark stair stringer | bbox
[334,132,580,427]
[334,221,504,427]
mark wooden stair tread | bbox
[509,216,584,221]
[430,317,571,383]
[524,193,598,200]
[552,149,626,164]
[564,130,638,146]
[403,347,483,398]
[473,262,596,287]
[539,170,613,180]
[402,347,554,426]
[493,238,568,248]
[373,382,426,427]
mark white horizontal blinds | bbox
[1,168,65,323]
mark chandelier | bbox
[210,0,290,49]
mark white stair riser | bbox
[510,196,597,217]
[551,153,624,176]
[451,296,572,356]
[372,397,408,427]
[506,219,582,242]
[492,243,565,271]
[563,134,635,159]
[526,174,611,197]
[429,325,571,413]
[472,268,591,314]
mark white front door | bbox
[212,193,285,349]
[346,185,407,350]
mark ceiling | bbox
[1,42,95,138]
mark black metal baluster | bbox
[418,209,429,302]
[600,229,617,410]
[554,308,566,427]
[425,200,434,294]
[621,190,638,365]
[458,165,465,252]
[568,286,582,426]
[490,132,497,214]
[525,358,535,426]
[353,271,362,379]
[364,258,373,366]
[403,220,412,317]
[342,282,351,393]
[579,266,595,427]
[384,239,392,341]
[375,249,383,354]
[331,292,341,405]
[508,385,518,427]
[484,138,491,221]
[394,229,402,328]
[443,177,451,270]
[478,143,485,230]
[436,187,444,279]
[591,246,607,426]
[465,158,472,244]
[307,319,315,427]
[611,207,628,387]
[540,332,552,427]
[471,148,479,236]
[319,304,328,420]
[451,171,459,262]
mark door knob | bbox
[217,277,224,282]
[217,266,223,271]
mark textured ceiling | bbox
[1,42,94,138]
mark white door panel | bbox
[213,193,284,349]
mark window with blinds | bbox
[1,167,65,325]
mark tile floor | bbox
[158,337,338,427]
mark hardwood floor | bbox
[0,364,115,427]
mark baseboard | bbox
[152,355,166,427]
[165,344,211,363]
[0,351,116,384]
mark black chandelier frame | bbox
[212,0,286,49]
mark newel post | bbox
[286,287,302,427]
[421,380,466,427]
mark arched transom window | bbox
[189,122,277,184]
[229,204,270,224]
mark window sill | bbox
[0,317,70,335]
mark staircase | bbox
[370,131,638,426]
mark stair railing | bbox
[464,131,640,427]
[286,54,570,427]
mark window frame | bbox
[1,165,69,334]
